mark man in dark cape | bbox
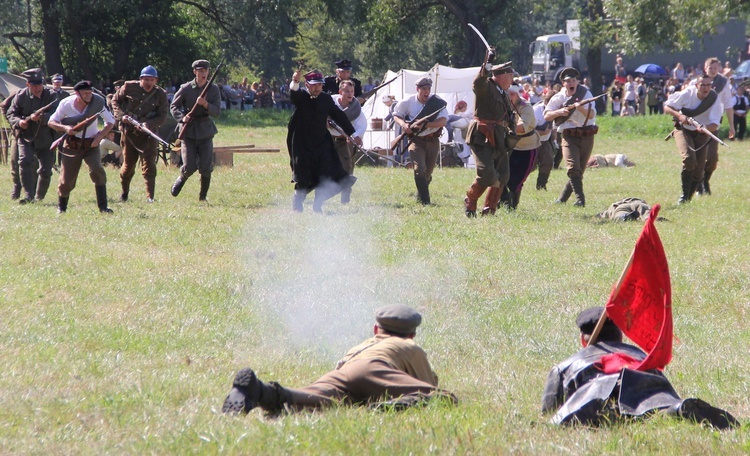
[286,69,356,213]
[542,307,739,429]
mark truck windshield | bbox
[534,41,546,58]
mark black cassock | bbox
[287,88,355,191]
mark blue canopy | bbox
[635,64,668,76]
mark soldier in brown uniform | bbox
[48,80,115,213]
[111,65,168,202]
[7,68,60,204]
[170,59,222,201]
[463,53,514,217]
[222,304,457,414]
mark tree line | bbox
[0,0,747,89]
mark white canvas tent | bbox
[361,63,479,151]
[0,72,27,99]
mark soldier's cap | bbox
[140,65,158,79]
[304,70,324,85]
[576,307,620,336]
[560,67,580,82]
[381,94,396,102]
[73,80,93,91]
[375,304,422,336]
[192,59,210,70]
[52,74,64,82]
[113,79,125,87]
[491,61,514,75]
[415,76,433,88]
[22,68,45,84]
[335,59,353,71]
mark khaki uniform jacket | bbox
[465,66,512,147]
[171,79,222,140]
[111,81,168,137]
[336,334,439,386]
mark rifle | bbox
[50,109,105,150]
[389,106,445,152]
[177,59,224,141]
[686,117,728,147]
[327,117,404,167]
[123,115,173,149]
[357,75,399,103]
[13,100,59,138]
[555,93,606,125]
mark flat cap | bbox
[491,61,514,75]
[376,304,422,335]
[415,76,433,88]
[192,59,210,69]
[335,59,353,70]
[560,67,580,82]
[22,68,45,84]
[73,80,93,91]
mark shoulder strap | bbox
[680,89,718,118]
[415,95,447,120]
[712,74,727,94]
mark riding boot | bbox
[678,170,693,204]
[511,190,522,209]
[414,175,430,205]
[120,177,131,202]
[555,180,573,204]
[536,172,549,190]
[570,177,585,207]
[57,196,69,214]
[96,185,113,213]
[464,180,487,217]
[482,186,502,214]
[171,175,186,197]
[293,189,306,212]
[199,175,210,201]
[702,171,713,196]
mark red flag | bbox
[598,204,673,374]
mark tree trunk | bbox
[39,0,64,76]
[438,0,483,67]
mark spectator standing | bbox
[614,56,627,83]
[732,83,748,140]
[623,75,637,111]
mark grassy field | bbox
[1,110,749,454]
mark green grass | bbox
[0,111,749,454]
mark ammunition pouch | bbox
[64,136,94,150]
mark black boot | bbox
[222,368,290,415]
[199,175,210,201]
[536,172,549,190]
[677,170,693,204]
[511,190,522,210]
[414,175,430,205]
[702,171,713,196]
[171,176,186,197]
[57,196,69,214]
[570,177,585,207]
[555,181,573,204]
[96,185,113,213]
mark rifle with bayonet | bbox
[123,115,173,149]
[177,59,224,141]
[389,106,446,153]
[357,75,399,104]
[49,109,105,150]
[327,117,404,167]
[665,116,729,147]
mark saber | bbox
[468,23,492,52]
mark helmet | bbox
[140,65,158,78]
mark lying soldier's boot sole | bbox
[678,398,740,430]
[222,368,261,415]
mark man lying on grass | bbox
[222,304,457,414]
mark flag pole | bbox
[588,247,636,345]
